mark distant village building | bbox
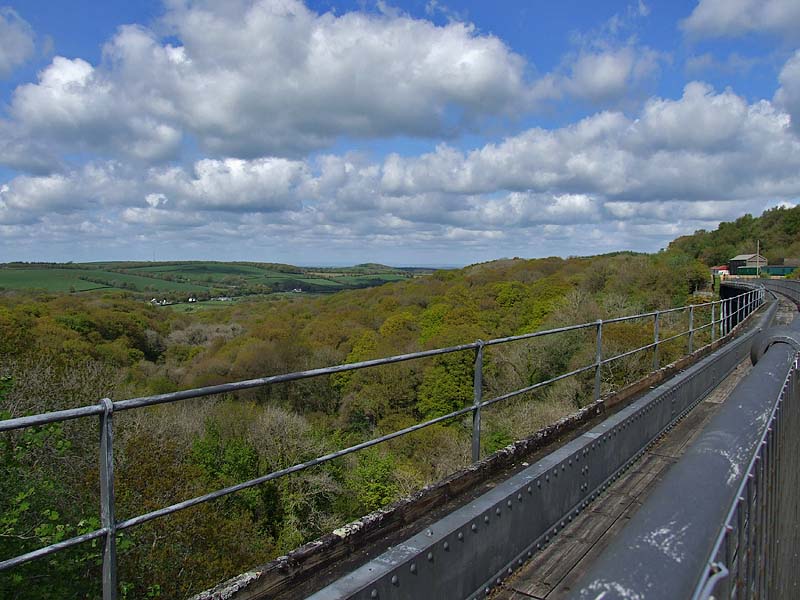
[728,254,767,275]
[710,265,729,277]
[188,297,197,303]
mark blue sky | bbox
[0,0,799,265]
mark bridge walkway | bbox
[494,295,796,600]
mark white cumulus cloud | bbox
[682,0,800,41]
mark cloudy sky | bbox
[0,0,799,265]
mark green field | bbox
[0,261,432,299]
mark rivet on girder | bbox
[485,588,491,595]
[544,535,549,542]
[518,559,523,566]
[391,575,399,586]
[508,568,513,575]
[496,507,502,516]
[458,532,464,541]
[518,493,523,502]
[472,523,478,532]
[536,544,541,551]
[427,552,434,562]
[496,579,502,586]
[485,515,490,523]
[443,542,449,551]
[371,590,378,598]
[527,486,533,494]
[410,563,417,574]
[507,500,513,508]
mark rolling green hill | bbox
[0,260,431,299]
[668,205,800,266]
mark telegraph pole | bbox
[756,239,760,277]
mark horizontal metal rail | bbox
[0,285,767,599]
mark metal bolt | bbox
[517,493,523,501]
[507,500,513,508]
[485,515,490,523]
[508,568,513,575]
[527,486,532,493]
[427,552,434,561]
[371,590,378,598]
[443,542,449,551]
[391,575,399,586]
[472,523,478,532]
[410,563,417,574]
[458,532,464,541]
[496,507,502,516]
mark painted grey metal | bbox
[99,398,117,600]
[0,285,766,598]
[569,310,799,600]
[689,304,695,353]
[471,341,484,463]
[307,299,777,600]
[712,302,716,343]
[594,320,603,402]
[653,312,660,369]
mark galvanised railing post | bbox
[594,320,603,402]
[688,305,695,354]
[471,341,484,463]
[653,312,660,370]
[99,398,117,600]
[723,298,728,336]
[711,302,716,343]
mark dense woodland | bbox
[0,246,719,598]
[669,205,800,267]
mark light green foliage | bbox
[347,449,400,514]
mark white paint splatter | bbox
[642,522,689,563]
[586,579,645,600]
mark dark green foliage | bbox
[669,205,800,266]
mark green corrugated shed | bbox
[736,266,797,276]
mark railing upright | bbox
[711,302,716,343]
[594,320,603,402]
[688,305,695,354]
[99,398,117,600]
[653,312,660,370]
[471,341,484,462]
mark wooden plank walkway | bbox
[493,359,753,600]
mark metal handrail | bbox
[0,284,767,598]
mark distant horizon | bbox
[0,257,468,270]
